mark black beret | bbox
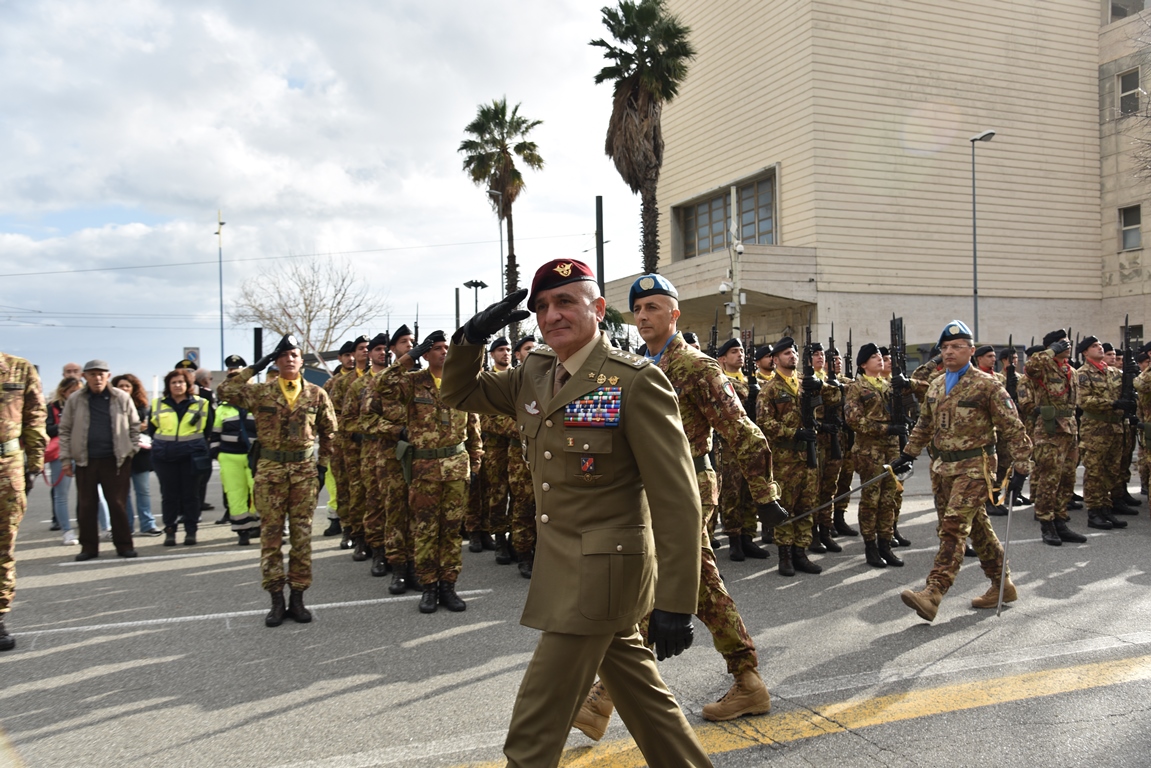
[1139,341,1151,355]
[353,334,370,346]
[338,340,356,355]
[682,332,698,345]
[857,342,879,369]
[998,347,1015,361]
[1042,329,1067,347]
[424,330,447,345]
[513,336,536,353]
[772,337,796,355]
[273,334,301,358]
[1139,351,1150,364]
[1102,342,1114,353]
[974,345,995,358]
[878,346,890,356]
[716,338,743,357]
[389,325,413,347]
[488,337,510,353]
[754,345,773,361]
[1077,335,1099,356]
[368,333,390,350]
[174,359,196,370]
[1025,344,1045,356]
[809,341,824,353]
[224,354,247,368]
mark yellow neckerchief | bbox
[777,369,800,396]
[431,373,441,390]
[814,368,828,381]
[355,366,366,377]
[723,369,746,383]
[278,376,302,407]
[861,374,885,389]
[756,369,774,382]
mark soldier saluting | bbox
[218,334,337,628]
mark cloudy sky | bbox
[0,0,641,392]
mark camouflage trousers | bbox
[361,438,390,549]
[382,454,413,566]
[815,434,842,527]
[1118,423,1135,485]
[772,453,818,547]
[634,512,756,676]
[331,435,354,529]
[853,439,901,540]
[411,478,467,586]
[925,471,1006,595]
[253,460,318,592]
[508,446,536,555]
[0,458,27,615]
[469,440,510,534]
[835,449,855,513]
[717,439,757,538]
[343,435,367,536]
[1140,425,1151,491]
[1080,426,1123,509]
[1030,431,1076,522]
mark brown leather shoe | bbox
[901,586,943,622]
[572,681,613,741]
[701,670,772,721]
[971,578,1017,609]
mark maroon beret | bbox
[527,259,597,311]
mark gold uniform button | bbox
[616,544,623,552]
[542,482,551,491]
[544,450,552,459]
[541,514,550,524]
[545,419,553,427]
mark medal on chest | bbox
[564,386,621,427]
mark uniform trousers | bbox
[815,434,842,527]
[76,456,133,555]
[253,459,318,592]
[507,447,536,556]
[717,438,757,538]
[218,453,257,531]
[153,454,202,534]
[410,478,466,585]
[323,460,339,519]
[504,627,713,768]
[1030,431,1076,522]
[382,454,413,566]
[772,453,818,547]
[853,439,901,540]
[834,447,855,513]
[0,456,28,615]
[1080,424,1123,509]
[344,436,367,537]
[926,470,1006,594]
[361,438,389,549]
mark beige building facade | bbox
[606,0,1151,355]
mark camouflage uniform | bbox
[366,373,414,569]
[218,369,336,593]
[0,354,47,627]
[1135,368,1151,493]
[910,361,944,402]
[1076,362,1124,511]
[814,370,844,530]
[505,418,537,557]
[327,368,362,534]
[833,373,856,518]
[1024,350,1078,522]
[717,371,757,539]
[844,375,902,540]
[904,367,1031,596]
[756,372,819,548]
[475,413,513,536]
[321,367,352,523]
[378,364,482,587]
[341,372,377,541]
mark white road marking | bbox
[57,550,255,566]
[400,620,505,649]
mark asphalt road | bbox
[2,467,1150,767]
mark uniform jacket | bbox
[217,369,336,465]
[441,331,702,635]
[755,369,835,461]
[0,352,47,472]
[905,366,1032,478]
[210,402,256,457]
[910,362,943,402]
[59,385,139,468]
[1024,350,1078,438]
[329,368,363,436]
[845,375,899,450]
[149,395,210,462]
[1075,361,1123,437]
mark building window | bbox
[1120,69,1141,115]
[1112,1,1145,23]
[681,176,775,259]
[1121,205,1142,250]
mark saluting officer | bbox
[218,334,337,628]
[441,259,712,768]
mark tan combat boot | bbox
[971,577,1017,609]
[572,681,613,741]
[901,585,943,622]
[701,669,772,721]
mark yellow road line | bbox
[460,653,1151,767]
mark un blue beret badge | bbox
[639,277,655,291]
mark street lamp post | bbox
[463,279,488,315]
[215,211,226,370]
[970,130,995,343]
[487,189,504,294]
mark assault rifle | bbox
[799,317,822,468]
[1004,334,1018,404]
[889,315,911,451]
[742,327,759,418]
[707,308,719,358]
[1119,315,1139,422]
[843,328,856,451]
[824,323,844,460]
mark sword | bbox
[781,465,914,526]
[996,471,1023,617]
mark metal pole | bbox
[971,143,979,342]
[596,195,605,296]
[455,287,460,331]
[217,211,226,369]
[498,209,505,295]
[729,186,741,336]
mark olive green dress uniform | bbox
[903,366,1032,598]
[716,371,757,540]
[441,331,709,768]
[844,375,903,542]
[218,369,337,593]
[1025,350,1080,523]
[0,353,47,633]
[1076,362,1125,512]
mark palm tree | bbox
[591,0,695,274]
[459,97,544,321]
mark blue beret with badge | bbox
[628,273,678,311]
[938,320,973,346]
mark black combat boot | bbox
[964,541,977,557]
[791,545,823,574]
[864,539,887,568]
[0,620,14,652]
[1117,487,1142,507]
[339,526,354,549]
[877,539,904,567]
[1013,492,1033,506]
[468,531,484,553]
[1086,508,1113,530]
[352,535,370,561]
[406,561,420,592]
[286,589,312,623]
[265,590,286,627]
[322,518,342,536]
[833,509,859,537]
[1102,508,1128,528]
[1054,518,1087,543]
[807,530,826,554]
[777,545,795,577]
[163,526,177,547]
[237,529,252,546]
[1039,520,1062,547]
[741,534,769,559]
[818,524,842,553]
[728,533,745,561]
[892,524,910,547]
[1068,492,1084,510]
[370,547,389,577]
[518,550,534,579]
[418,583,438,613]
[1111,499,1139,516]
[438,581,467,612]
[388,563,409,595]
[480,532,496,551]
[495,533,513,565]
[985,500,1008,517]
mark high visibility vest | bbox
[151,396,210,442]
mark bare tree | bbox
[230,258,389,368]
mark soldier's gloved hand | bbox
[24,471,36,493]
[462,289,531,344]
[890,452,915,474]
[757,500,789,529]
[1007,470,1027,497]
[647,609,694,660]
[801,375,824,394]
[1048,339,1071,356]
[886,423,908,438]
[407,336,437,362]
[251,351,276,374]
[794,427,817,443]
[1112,399,1138,415]
[929,354,943,367]
[398,427,409,442]
[1125,357,1140,378]
[1129,414,1141,428]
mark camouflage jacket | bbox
[756,370,831,458]
[344,368,390,436]
[844,375,898,449]
[1075,361,1123,435]
[377,364,482,481]
[0,352,47,472]
[661,333,778,505]
[815,369,844,432]
[1024,349,1078,437]
[910,362,943,401]
[218,369,336,464]
[905,366,1031,477]
[1016,375,1037,427]
[322,366,352,397]
[330,367,364,435]
[481,412,515,446]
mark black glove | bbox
[801,375,824,394]
[886,423,908,438]
[398,427,409,442]
[890,452,915,474]
[251,351,276,374]
[25,471,36,493]
[1125,358,1140,378]
[794,427,817,443]
[470,471,479,490]
[1048,339,1071,355]
[647,609,694,660]
[929,354,943,367]
[1113,399,1138,415]
[462,289,531,344]
[757,500,789,529]
[1130,414,1141,429]
[1007,470,1027,497]
[407,336,437,362]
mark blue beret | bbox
[938,320,973,346]
[628,273,678,311]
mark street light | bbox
[463,279,488,314]
[215,211,226,370]
[970,129,995,343]
[487,189,505,294]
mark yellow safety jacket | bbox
[151,396,211,442]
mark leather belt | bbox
[0,438,20,456]
[412,442,465,460]
[1083,411,1122,424]
[260,445,317,463]
[693,454,712,473]
[927,444,995,462]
